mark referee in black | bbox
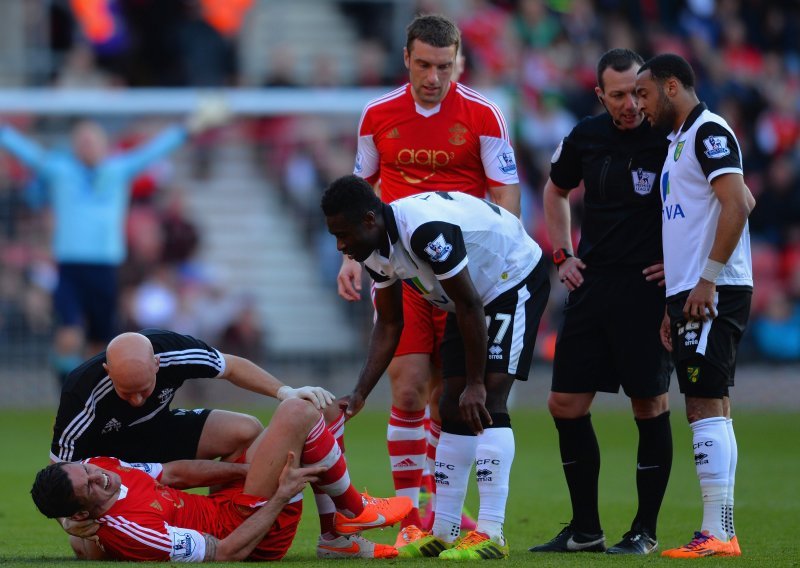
[528,49,673,555]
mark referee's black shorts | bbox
[552,267,672,398]
[667,285,752,398]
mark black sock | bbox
[632,411,672,538]
[554,414,601,535]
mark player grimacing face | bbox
[64,462,121,517]
[404,40,457,109]
[635,70,677,131]
[596,66,644,130]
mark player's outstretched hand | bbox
[186,95,230,134]
[274,452,326,502]
[338,390,366,419]
[337,257,363,301]
[643,262,666,287]
[276,385,335,409]
[459,384,491,434]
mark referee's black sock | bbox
[632,411,672,539]
[554,414,602,535]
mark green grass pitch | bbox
[0,408,797,566]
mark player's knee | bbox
[237,414,264,446]
[547,393,581,418]
[276,397,320,428]
[631,394,669,419]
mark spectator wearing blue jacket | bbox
[0,99,228,384]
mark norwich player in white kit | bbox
[636,53,755,559]
[323,176,550,559]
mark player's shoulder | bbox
[452,83,505,114]
[362,85,409,115]
[569,113,613,138]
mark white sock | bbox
[432,432,477,543]
[691,416,730,540]
[725,418,737,539]
[475,427,514,544]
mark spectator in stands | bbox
[0,100,229,386]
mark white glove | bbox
[276,385,335,409]
[186,95,230,134]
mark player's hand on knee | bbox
[60,517,100,539]
[337,257,363,301]
[277,385,335,409]
[458,384,491,434]
[276,451,326,501]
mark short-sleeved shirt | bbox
[354,83,518,203]
[51,329,226,463]
[549,114,668,269]
[364,191,542,312]
[89,457,302,562]
[660,103,753,297]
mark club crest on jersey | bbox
[673,140,685,161]
[172,531,196,559]
[424,234,453,262]
[158,388,175,404]
[632,168,656,195]
[703,135,730,158]
[496,152,517,174]
[448,123,467,145]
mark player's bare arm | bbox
[440,268,491,434]
[160,459,249,489]
[488,183,522,218]
[203,452,324,561]
[543,178,586,290]
[683,173,751,321]
[342,282,404,418]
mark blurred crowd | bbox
[1,0,799,364]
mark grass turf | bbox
[0,407,797,566]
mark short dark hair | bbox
[406,14,460,54]
[639,53,696,89]
[321,175,382,224]
[31,462,82,519]
[597,48,644,90]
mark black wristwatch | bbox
[552,248,573,267]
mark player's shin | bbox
[432,430,477,543]
[475,423,514,545]
[691,416,730,541]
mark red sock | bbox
[387,406,426,527]
[315,411,349,536]
[302,415,363,516]
[424,419,441,494]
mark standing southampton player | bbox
[338,14,520,556]
[636,53,755,559]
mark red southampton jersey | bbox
[354,82,518,203]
